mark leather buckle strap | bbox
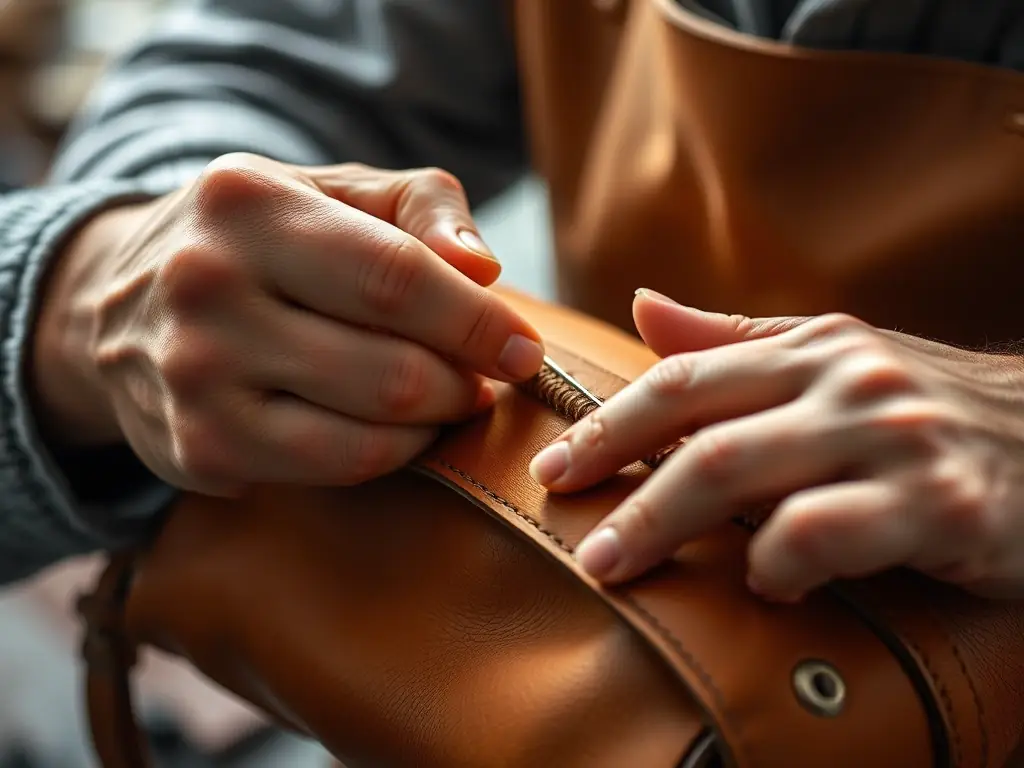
[77,551,152,768]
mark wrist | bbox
[30,200,153,448]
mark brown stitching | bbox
[901,634,962,767]
[438,462,572,554]
[433,459,745,767]
[519,358,684,468]
[949,634,989,767]
[520,365,601,423]
[901,602,990,768]
[615,590,739,762]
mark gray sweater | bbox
[1,0,1021,585]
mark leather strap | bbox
[421,345,943,768]
[77,552,151,768]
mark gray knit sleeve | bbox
[51,0,524,204]
[0,182,178,585]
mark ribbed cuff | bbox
[0,181,178,585]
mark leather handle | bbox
[77,552,153,768]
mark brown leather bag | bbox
[515,0,1024,348]
[78,287,1024,768]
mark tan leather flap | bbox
[419,287,937,768]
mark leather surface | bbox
[514,0,1024,347]
[839,573,1024,768]
[81,287,1024,767]
[120,479,702,768]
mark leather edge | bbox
[828,582,951,768]
[414,461,728,767]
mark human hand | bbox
[35,153,544,495]
[530,289,1024,600]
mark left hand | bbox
[530,289,1024,601]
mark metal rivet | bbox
[1007,112,1024,135]
[792,660,846,718]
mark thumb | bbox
[304,163,501,287]
[632,288,810,357]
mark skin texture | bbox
[531,289,1024,602]
[33,153,545,496]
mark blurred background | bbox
[0,1,554,766]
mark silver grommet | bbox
[792,660,846,718]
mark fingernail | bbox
[530,441,570,486]
[575,527,623,580]
[498,334,545,380]
[635,287,678,305]
[458,229,498,261]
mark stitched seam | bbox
[537,347,971,764]
[614,590,737,757]
[909,600,990,768]
[439,462,572,552]
[949,634,988,767]
[435,459,745,766]
[901,632,962,766]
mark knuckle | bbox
[771,495,833,565]
[571,409,610,452]
[925,461,995,542]
[646,355,694,398]
[357,237,424,314]
[461,295,500,353]
[378,351,429,414]
[860,398,960,454]
[618,496,665,542]
[337,426,393,485]
[803,312,870,340]
[722,313,759,337]
[336,161,371,175]
[195,153,274,212]
[276,422,337,479]
[207,151,263,172]
[157,335,223,397]
[416,166,464,193]
[160,245,244,313]
[170,416,239,482]
[828,350,917,404]
[685,427,739,482]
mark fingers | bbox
[254,305,490,425]
[568,402,867,584]
[263,203,544,383]
[305,163,502,286]
[746,481,916,601]
[167,392,438,489]
[633,289,809,356]
[252,396,438,486]
[529,336,808,492]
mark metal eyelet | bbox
[792,660,846,718]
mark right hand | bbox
[35,153,544,495]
